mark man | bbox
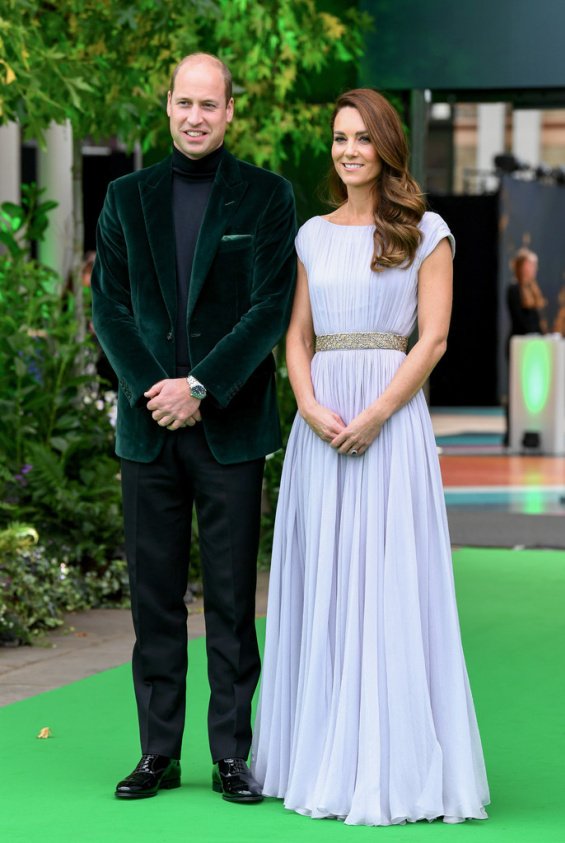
[91,53,296,803]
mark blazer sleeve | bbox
[190,179,297,408]
[91,182,168,407]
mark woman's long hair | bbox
[328,88,426,272]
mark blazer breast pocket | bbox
[218,234,254,253]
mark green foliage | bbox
[0,193,124,587]
[213,0,372,169]
[0,1,371,169]
[0,0,209,146]
[0,183,58,259]
[0,522,127,644]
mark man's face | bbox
[167,60,234,159]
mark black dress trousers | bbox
[121,424,264,761]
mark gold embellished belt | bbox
[315,331,408,353]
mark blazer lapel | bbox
[139,157,177,325]
[187,152,248,319]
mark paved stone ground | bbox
[0,570,269,708]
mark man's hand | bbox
[144,378,202,430]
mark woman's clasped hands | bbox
[301,400,386,457]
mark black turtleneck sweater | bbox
[172,144,224,369]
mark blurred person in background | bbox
[507,248,547,338]
[504,248,547,445]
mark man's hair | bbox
[169,53,233,103]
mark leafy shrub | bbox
[0,189,127,645]
[0,250,124,567]
[0,523,128,645]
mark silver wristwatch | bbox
[186,375,207,400]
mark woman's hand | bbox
[330,405,387,456]
[301,401,346,444]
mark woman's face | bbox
[516,257,537,284]
[332,107,382,188]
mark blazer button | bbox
[166,330,173,341]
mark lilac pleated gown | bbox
[251,213,489,826]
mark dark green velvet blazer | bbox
[91,151,297,464]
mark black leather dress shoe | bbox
[115,754,181,799]
[212,758,263,803]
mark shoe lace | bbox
[223,758,247,774]
[135,754,160,773]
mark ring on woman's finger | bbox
[350,449,358,456]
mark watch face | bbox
[187,377,207,400]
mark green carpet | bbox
[1,548,564,842]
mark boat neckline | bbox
[317,216,375,228]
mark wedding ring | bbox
[350,449,358,456]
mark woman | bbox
[504,248,547,444]
[507,248,547,338]
[251,89,489,826]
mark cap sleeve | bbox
[295,224,307,265]
[416,212,455,270]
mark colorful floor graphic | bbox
[432,410,565,517]
[444,486,565,515]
